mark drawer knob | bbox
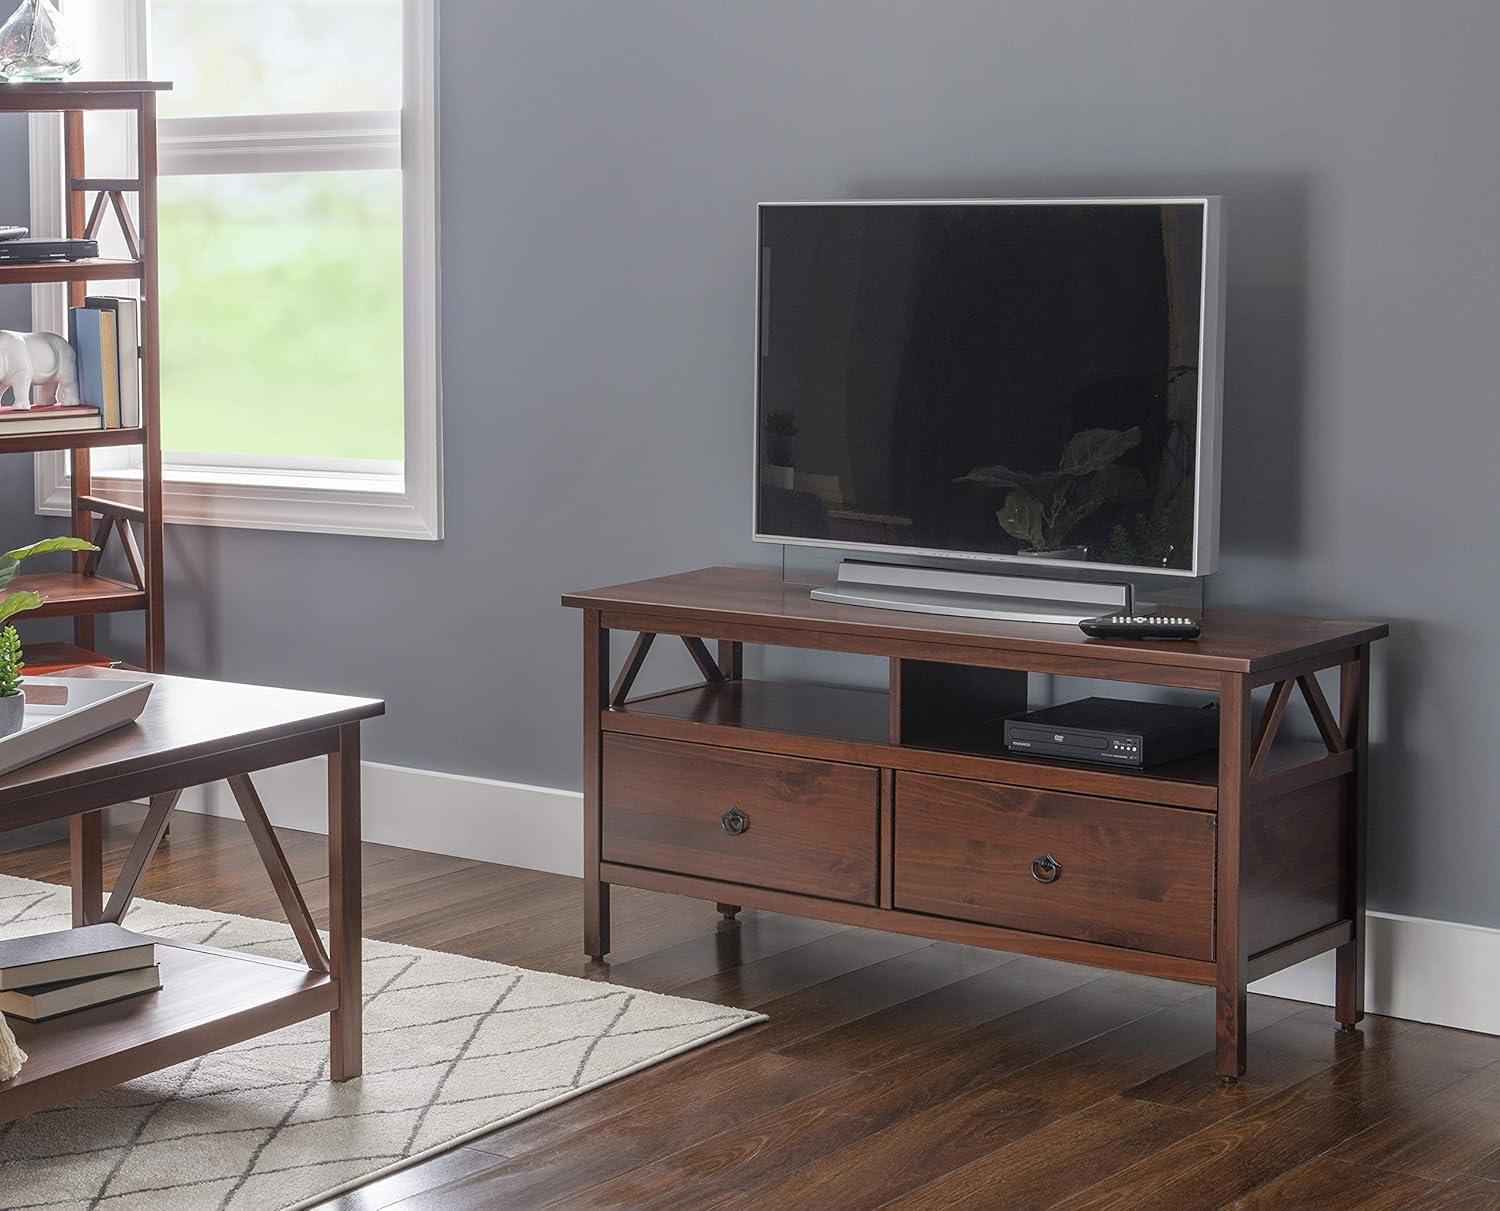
[1030,853,1062,884]
[721,807,750,836]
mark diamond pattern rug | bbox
[0,874,764,1210]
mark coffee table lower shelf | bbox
[0,936,336,1123]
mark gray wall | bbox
[4,2,1498,928]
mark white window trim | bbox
[32,0,443,541]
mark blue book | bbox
[69,306,106,409]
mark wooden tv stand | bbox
[563,566,1387,1080]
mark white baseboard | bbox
[176,759,583,878]
[176,761,1496,1036]
[1250,912,1500,1036]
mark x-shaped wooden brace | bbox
[80,180,143,262]
[607,632,736,708]
[1248,671,1354,782]
[95,776,329,974]
[78,497,148,592]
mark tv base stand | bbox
[564,567,1387,1080]
[809,558,1130,624]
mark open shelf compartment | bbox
[0,937,335,1122]
[606,670,1351,815]
[606,677,1229,811]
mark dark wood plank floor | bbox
[3,807,1497,1209]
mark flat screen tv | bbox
[754,199,1224,577]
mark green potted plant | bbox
[957,427,1149,558]
[0,626,22,738]
[0,535,101,738]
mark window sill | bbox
[35,460,442,541]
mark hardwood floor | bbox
[3,807,1497,1209]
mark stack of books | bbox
[0,924,161,1022]
[0,294,141,438]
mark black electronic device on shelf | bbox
[1003,697,1219,768]
[0,236,99,263]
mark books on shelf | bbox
[0,965,162,1022]
[0,924,161,1022]
[85,295,140,428]
[68,295,141,430]
[0,403,101,434]
[0,924,155,990]
[69,304,110,417]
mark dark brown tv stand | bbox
[563,566,1387,1080]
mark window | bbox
[32,0,441,539]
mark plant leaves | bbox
[1058,427,1141,474]
[1,536,100,564]
[0,591,44,627]
[996,490,1046,549]
[1046,465,1152,547]
[957,463,1059,498]
[1090,464,1151,503]
[0,558,15,592]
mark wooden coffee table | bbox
[0,668,383,1122]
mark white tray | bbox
[0,676,153,777]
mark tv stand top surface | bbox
[562,566,1387,676]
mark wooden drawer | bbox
[602,735,880,904]
[894,772,1216,960]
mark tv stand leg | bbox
[585,877,610,960]
[1216,671,1249,1081]
[717,902,740,920]
[1215,978,1247,1081]
[1334,935,1363,1032]
[583,610,610,961]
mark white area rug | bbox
[0,873,764,1210]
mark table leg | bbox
[70,810,104,926]
[329,722,362,1080]
[1336,645,1371,1031]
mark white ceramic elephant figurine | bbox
[0,330,81,410]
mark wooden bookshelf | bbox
[0,82,170,673]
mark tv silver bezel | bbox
[751,197,1225,580]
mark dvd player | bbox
[1003,697,1219,769]
[0,237,99,264]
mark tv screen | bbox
[754,200,1222,575]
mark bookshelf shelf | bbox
[0,258,144,286]
[0,425,144,455]
[0,81,170,672]
[20,642,114,674]
[8,572,148,619]
[0,80,171,110]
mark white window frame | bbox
[32,0,443,540]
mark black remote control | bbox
[1079,613,1202,641]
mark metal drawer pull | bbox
[1030,853,1062,884]
[721,807,750,836]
